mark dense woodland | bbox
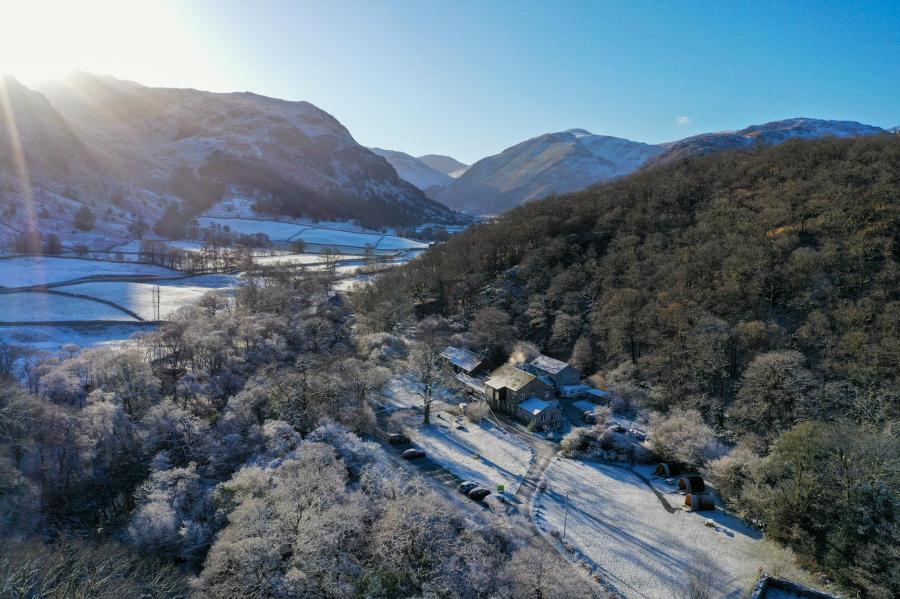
[0,268,588,598]
[357,135,900,597]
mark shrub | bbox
[648,408,720,469]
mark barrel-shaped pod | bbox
[684,493,715,511]
[655,463,681,477]
[677,475,706,493]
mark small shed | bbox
[677,475,706,494]
[684,493,715,511]
[654,463,682,478]
[440,346,489,375]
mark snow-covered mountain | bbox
[433,129,663,215]
[369,148,454,191]
[648,118,886,167]
[0,72,461,248]
[417,154,469,178]
[434,118,888,215]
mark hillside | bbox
[417,154,469,177]
[370,147,455,191]
[360,134,900,596]
[0,73,461,251]
[649,117,885,167]
[374,135,899,394]
[433,119,887,216]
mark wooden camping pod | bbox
[684,493,715,511]
[677,475,706,493]
[654,463,682,477]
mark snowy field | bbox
[533,459,811,599]
[0,324,147,354]
[197,217,429,250]
[0,257,180,288]
[0,292,138,322]
[405,412,534,494]
[57,275,239,320]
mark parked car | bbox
[630,428,647,441]
[467,487,491,501]
[387,433,410,445]
[457,481,478,495]
[483,493,513,514]
[583,411,598,424]
[402,448,426,460]
[607,424,627,434]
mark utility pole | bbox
[152,285,161,321]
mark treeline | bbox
[359,135,900,597]
[0,267,589,597]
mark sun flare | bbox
[0,0,219,87]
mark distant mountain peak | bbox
[370,147,455,191]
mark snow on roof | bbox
[456,372,485,394]
[587,388,609,398]
[441,345,484,372]
[485,364,536,392]
[518,396,557,416]
[529,354,571,375]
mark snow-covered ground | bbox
[197,217,429,250]
[0,324,145,354]
[405,411,534,494]
[57,275,239,320]
[0,257,180,288]
[0,292,138,322]
[533,458,811,599]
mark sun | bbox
[0,0,221,88]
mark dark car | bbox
[467,487,491,501]
[387,433,410,445]
[583,411,598,424]
[402,448,426,460]
[458,481,478,495]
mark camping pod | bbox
[677,475,705,493]
[654,463,681,477]
[684,493,715,511]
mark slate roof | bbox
[529,354,571,375]
[456,372,485,394]
[441,346,484,373]
[518,396,556,416]
[485,364,536,392]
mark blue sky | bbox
[10,0,899,163]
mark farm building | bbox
[441,345,490,375]
[525,354,581,390]
[484,364,553,417]
[517,396,560,429]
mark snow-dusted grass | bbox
[0,257,180,288]
[58,275,239,320]
[0,292,138,322]
[252,253,357,266]
[197,217,429,249]
[0,324,146,353]
[406,411,533,493]
[374,235,429,250]
[533,459,811,599]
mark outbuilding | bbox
[440,346,489,376]
[525,354,581,390]
[517,396,560,429]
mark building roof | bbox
[456,372,485,394]
[485,364,536,392]
[518,396,557,416]
[529,354,571,375]
[440,346,484,373]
